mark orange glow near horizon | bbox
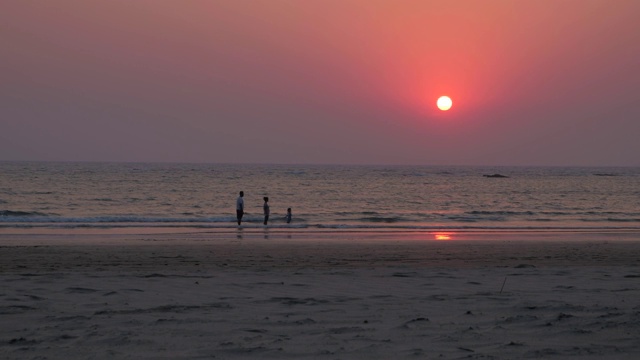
[3,2,639,165]
[433,232,453,240]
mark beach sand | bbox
[1,230,639,359]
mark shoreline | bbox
[1,226,639,245]
[2,230,640,273]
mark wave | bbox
[467,211,536,216]
[0,215,233,223]
[467,210,640,217]
[356,216,404,223]
[2,212,639,225]
[0,210,49,217]
[2,223,640,231]
[1,219,639,231]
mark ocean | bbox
[1,162,639,231]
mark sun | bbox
[437,96,452,111]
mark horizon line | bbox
[0,160,638,168]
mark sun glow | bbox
[437,96,452,111]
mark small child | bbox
[285,207,292,224]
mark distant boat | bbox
[483,174,509,178]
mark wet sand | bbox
[1,230,639,359]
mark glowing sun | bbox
[437,96,452,111]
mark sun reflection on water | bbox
[433,232,454,240]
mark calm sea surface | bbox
[1,162,639,231]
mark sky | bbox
[2,0,639,166]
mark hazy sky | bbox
[2,1,639,166]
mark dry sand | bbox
[1,230,640,359]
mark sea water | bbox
[1,162,639,231]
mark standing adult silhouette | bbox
[236,191,244,225]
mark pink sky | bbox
[2,1,639,166]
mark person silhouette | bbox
[285,207,292,224]
[236,191,244,225]
[263,197,270,225]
